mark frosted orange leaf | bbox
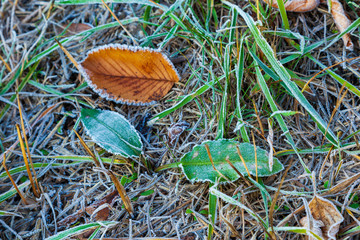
[79,44,180,105]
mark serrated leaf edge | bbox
[78,43,180,106]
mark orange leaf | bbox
[79,44,180,105]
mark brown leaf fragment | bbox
[91,205,110,221]
[300,216,324,240]
[323,172,360,195]
[55,23,93,37]
[85,189,118,215]
[168,121,190,145]
[330,0,354,51]
[79,44,180,105]
[58,190,118,227]
[57,210,85,227]
[308,195,344,240]
[263,0,320,12]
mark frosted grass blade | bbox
[223,0,339,146]
[55,0,163,8]
[45,221,118,240]
[255,66,310,173]
[235,37,250,142]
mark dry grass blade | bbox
[17,94,40,195]
[269,159,293,235]
[54,38,80,70]
[324,172,360,195]
[302,56,360,93]
[224,157,251,187]
[235,145,253,180]
[319,145,334,180]
[220,206,242,238]
[100,0,137,45]
[0,102,63,163]
[16,124,39,198]
[321,85,348,146]
[204,143,234,184]
[73,129,100,167]
[253,100,265,136]
[267,119,274,171]
[2,153,28,205]
[0,54,11,72]
[251,131,259,182]
[106,170,134,215]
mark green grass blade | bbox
[45,221,118,240]
[210,186,267,227]
[0,155,127,179]
[275,0,290,30]
[235,37,250,142]
[308,55,360,98]
[0,61,40,122]
[255,66,310,173]
[217,45,231,139]
[275,142,357,156]
[0,181,30,203]
[27,18,139,67]
[150,79,217,122]
[208,184,217,240]
[0,211,23,218]
[28,80,91,107]
[343,225,360,235]
[55,0,162,8]
[272,227,322,240]
[322,18,360,51]
[223,0,339,147]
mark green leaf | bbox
[180,139,284,183]
[80,109,142,158]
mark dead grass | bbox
[0,0,360,239]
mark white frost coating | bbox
[311,195,344,240]
[79,43,180,106]
[82,109,143,158]
[178,163,213,184]
[179,139,284,184]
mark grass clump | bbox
[0,0,360,239]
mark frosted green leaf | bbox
[80,108,142,158]
[180,139,284,183]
